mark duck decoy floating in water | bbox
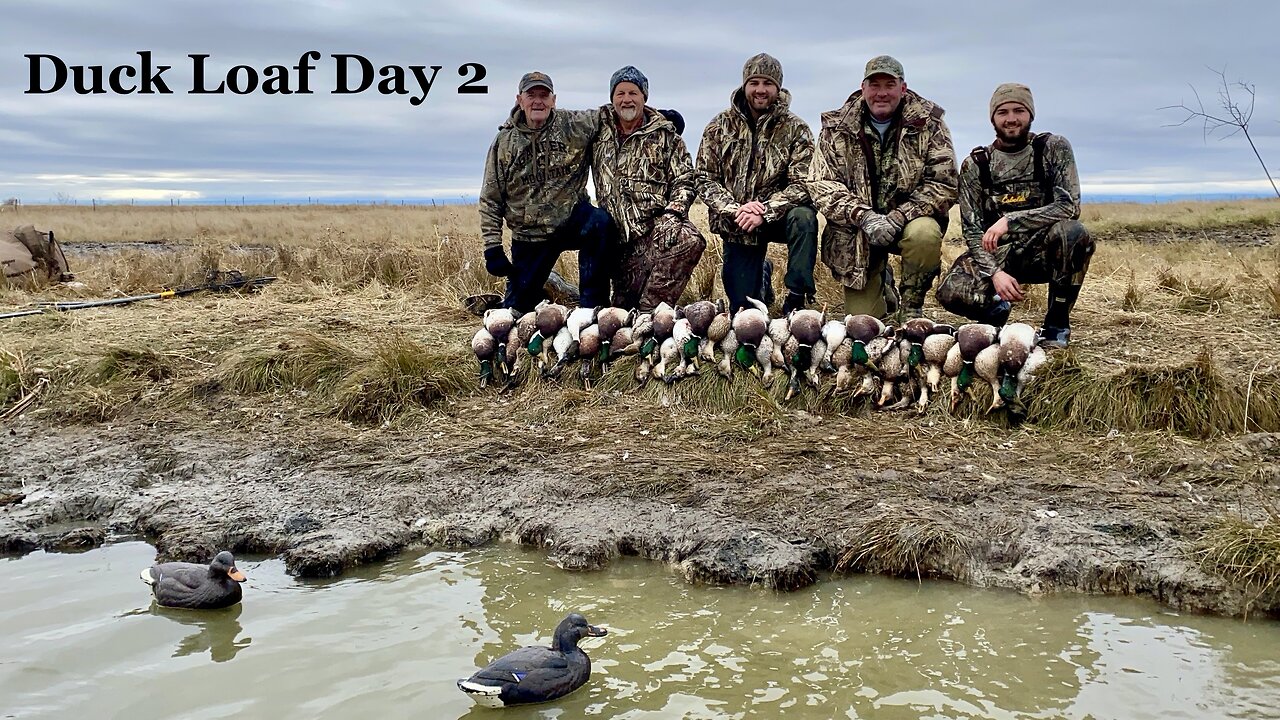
[139,550,246,610]
[457,612,608,708]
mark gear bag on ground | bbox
[1,225,72,282]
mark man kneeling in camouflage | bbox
[593,66,704,310]
[936,83,1094,348]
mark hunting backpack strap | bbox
[1031,132,1054,201]
[969,145,993,194]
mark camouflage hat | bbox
[863,55,904,81]
[610,65,649,99]
[989,82,1035,120]
[742,53,783,87]
[518,71,554,94]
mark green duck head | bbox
[791,344,813,371]
[735,344,756,370]
[957,360,975,391]
[908,342,924,368]
[640,337,657,357]
[851,339,869,366]
[526,330,545,355]
[998,371,1019,403]
[682,335,700,360]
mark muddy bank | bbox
[3,416,1276,620]
[1094,224,1278,246]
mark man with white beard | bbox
[592,65,703,310]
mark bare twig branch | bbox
[1161,65,1279,198]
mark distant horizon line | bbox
[5,192,1277,207]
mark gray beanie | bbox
[742,53,783,87]
[610,65,649,99]
[990,82,1035,120]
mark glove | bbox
[859,212,897,247]
[483,246,513,277]
[886,210,907,233]
[658,109,686,134]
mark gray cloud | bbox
[1,0,1277,202]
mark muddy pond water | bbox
[2,542,1277,719]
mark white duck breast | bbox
[821,320,847,370]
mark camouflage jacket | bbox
[479,106,606,249]
[696,88,814,246]
[958,132,1082,277]
[592,106,696,244]
[808,89,958,289]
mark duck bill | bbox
[587,625,608,637]
[228,568,247,582]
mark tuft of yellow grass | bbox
[1196,507,1280,612]
[837,507,970,580]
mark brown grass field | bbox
[2,199,1279,613]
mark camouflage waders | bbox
[936,218,1093,323]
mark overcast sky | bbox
[1,0,1277,204]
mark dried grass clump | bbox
[1122,268,1142,311]
[213,331,472,422]
[91,348,177,383]
[219,334,357,394]
[1264,272,1280,319]
[836,507,969,580]
[591,355,787,427]
[39,348,180,422]
[1153,266,1232,313]
[1196,510,1280,608]
[1025,349,1280,437]
[0,349,22,405]
[333,335,472,422]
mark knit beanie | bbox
[989,82,1035,120]
[610,65,649,99]
[742,53,783,87]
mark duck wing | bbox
[473,646,568,681]
[466,645,588,705]
[148,562,241,609]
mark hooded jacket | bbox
[697,88,814,246]
[592,106,696,244]
[807,89,958,288]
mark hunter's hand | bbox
[739,201,767,217]
[735,208,764,232]
[859,212,896,247]
[982,217,1010,252]
[483,246,514,277]
[992,270,1024,303]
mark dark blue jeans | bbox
[503,200,611,313]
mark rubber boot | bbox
[1040,282,1081,348]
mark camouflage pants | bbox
[841,217,942,319]
[612,215,707,311]
[935,219,1093,320]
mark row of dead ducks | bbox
[470,298,1050,412]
